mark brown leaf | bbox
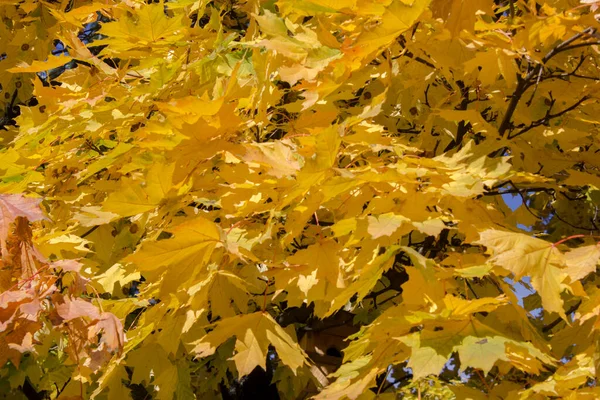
[89,312,125,353]
[56,297,101,321]
[0,194,45,261]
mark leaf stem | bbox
[376,366,393,395]
[7,264,51,292]
[475,369,492,393]
[553,234,587,246]
[542,300,582,332]
[262,279,270,311]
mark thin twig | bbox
[475,369,492,393]
[508,95,589,139]
[483,187,555,196]
[80,225,99,238]
[377,367,393,395]
[542,300,582,332]
[554,41,600,54]
[85,139,104,155]
[542,28,597,64]
[498,27,597,137]
[525,67,543,106]
[551,207,597,232]
[377,292,402,307]
[465,280,480,299]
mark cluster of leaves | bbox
[2,0,600,398]
[0,195,123,399]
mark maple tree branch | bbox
[508,95,589,139]
[489,180,556,193]
[80,225,99,238]
[444,81,471,152]
[560,190,588,201]
[499,27,597,137]
[507,181,545,220]
[543,28,597,63]
[525,66,543,106]
[55,378,71,398]
[396,36,436,69]
[487,181,596,231]
[475,369,492,393]
[397,127,420,134]
[465,279,480,299]
[551,206,597,232]
[564,73,599,81]
[294,310,355,334]
[364,286,399,308]
[538,54,599,83]
[485,180,556,222]
[483,187,554,196]
[557,54,587,78]
[391,48,436,69]
[553,41,600,54]
[488,181,542,194]
[498,78,528,137]
[0,88,19,130]
[378,380,396,394]
[488,276,505,295]
[404,52,435,69]
[307,319,354,333]
[542,300,582,333]
[376,367,393,395]
[85,138,105,155]
[592,206,600,231]
[377,292,401,307]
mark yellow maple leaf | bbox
[7,55,72,73]
[125,216,221,292]
[192,312,308,376]
[476,230,569,319]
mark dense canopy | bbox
[2,0,600,399]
